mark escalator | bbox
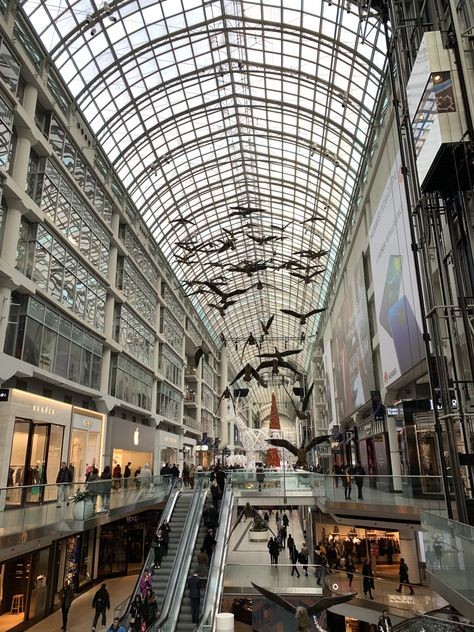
[174,503,213,631]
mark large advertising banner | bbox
[332,257,374,420]
[369,153,425,387]
[323,328,335,427]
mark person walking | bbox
[267,537,276,564]
[345,555,355,587]
[56,462,73,508]
[107,618,126,632]
[299,542,309,576]
[58,579,74,630]
[271,537,280,566]
[354,461,365,500]
[396,558,415,595]
[287,533,295,556]
[282,512,289,528]
[378,609,393,632]
[87,467,100,509]
[112,463,122,489]
[342,466,352,500]
[314,547,324,585]
[91,582,110,631]
[279,525,287,549]
[362,559,375,599]
[99,466,112,511]
[188,569,201,624]
[123,462,131,489]
[290,544,301,577]
[182,463,190,487]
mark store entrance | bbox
[6,419,64,506]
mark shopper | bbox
[58,579,74,631]
[378,609,393,632]
[188,569,201,624]
[216,467,226,495]
[290,545,301,577]
[142,588,159,627]
[139,570,152,597]
[152,532,165,570]
[256,464,265,491]
[112,463,122,489]
[287,533,295,556]
[210,479,219,510]
[279,525,287,549]
[299,542,309,576]
[362,559,375,599]
[282,512,289,528]
[345,555,355,587]
[182,463,190,486]
[128,594,143,632]
[99,466,112,511]
[396,558,415,595]
[197,546,209,580]
[342,466,352,500]
[107,617,126,632]
[271,538,280,565]
[140,463,153,492]
[91,583,110,631]
[161,519,170,555]
[203,528,217,564]
[189,463,196,488]
[123,462,132,489]
[56,462,73,508]
[354,462,365,500]
[87,467,100,509]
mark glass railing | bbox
[222,563,446,614]
[0,475,173,537]
[421,511,474,607]
[225,471,449,513]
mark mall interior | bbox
[0,0,474,631]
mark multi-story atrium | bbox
[0,0,473,631]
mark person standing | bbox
[112,463,122,489]
[152,532,165,570]
[299,542,309,577]
[161,520,171,555]
[256,464,265,491]
[271,538,280,566]
[197,546,209,581]
[290,545,300,577]
[140,463,153,492]
[396,558,415,595]
[342,466,352,500]
[362,559,375,599]
[188,569,201,624]
[282,512,289,528]
[142,588,159,627]
[107,617,126,632]
[123,462,131,489]
[211,479,219,510]
[287,533,295,557]
[56,462,73,508]
[378,609,393,632]
[216,467,226,495]
[433,537,443,568]
[189,463,196,488]
[279,525,287,549]
[128,595,143,632]
[354,462,365,500]
[182,463,190,487]
[91,583,110,631]
[58,580,74,630]
[314,547,324,585]
[87,467,100,509]
[203,528,217,564]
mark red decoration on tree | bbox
[266,392,281,467]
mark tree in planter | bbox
[266,392,281,468]
[250,515,268,532]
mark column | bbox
[398,528,421,584]
[107,244,118,287]
[386,416,402,492]
[100,348,112,395]
[219,345,229,446]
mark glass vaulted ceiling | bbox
[22,0,387,405]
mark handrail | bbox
[153,475,209,631]
[197,485,234,632]
[119,477,182,623]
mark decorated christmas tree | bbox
[266,392,281,467]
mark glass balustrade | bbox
[421,511,474,607]
[0,475,172,537]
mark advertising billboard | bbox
[323,328,335,427]
[369,153,425,387]
[332,256,374,420]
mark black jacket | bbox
[56,468,73,484]
[188,575,201,599]
[92,587,110,611]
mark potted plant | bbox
[248,515,269,542]
[72,488,95,520]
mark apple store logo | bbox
[134,427,140,446]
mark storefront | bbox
[356,417,390,488]
[97,510,160,577]
[68,408,105,482]
[105,416,155,478]
[0,545,53,630]
[55,528,97,591]
[0,389,72,507]
[157,428,181,469]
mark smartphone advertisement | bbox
[369,153,424,387]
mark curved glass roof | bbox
[22,0,387,402]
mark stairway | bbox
[152,489,194,608]
[174,498,216,631]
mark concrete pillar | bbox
[108,244,118,287]
[22,84,38,118]
[104,295,115,340]
[0,206,22,265]
[216,613,234,631]
[398,528,421,584]
[386,416,402,492]
[100,347,111,395]
[219,345,229,445]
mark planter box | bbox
[248,529,269,542]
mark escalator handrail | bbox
[153,475,209,631]
[120,476,181,622]
[196,485,234,631]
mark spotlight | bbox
[345,1,351,12]
[90,27,97,36]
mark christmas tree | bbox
[266,392,281,467]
